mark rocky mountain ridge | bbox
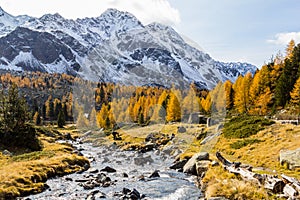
[0,7,257,89]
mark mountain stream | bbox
[21,137,202,200]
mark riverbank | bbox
[24,124,203,199]
[0,126,89,199]
[198,122,300,199]
[3,120,299,199]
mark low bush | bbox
[0,124,42,151]
[230,139,262,149]
[223,115,274,139]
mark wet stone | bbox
[134,155,154,166]
[65,177,73,181]
[149,170,160,178]
[100,166,116,173]
[88,168,99,174]
[170,159,188,170]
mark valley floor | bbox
[1,121,300,199]
[0,126,89,199]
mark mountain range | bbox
[0,7,257,89]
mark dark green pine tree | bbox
[57,110,65,128]
[275,66,290,108]
[0,84,41,150]
[0,83,29,133]
[33,111,42,125]
[63,103,68,121]
[138,112,144,125]
[275,44,300,108]
[54,101,62,121]
[42,103,46,120]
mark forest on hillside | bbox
[205,40,300,118]
[0,41,300,130]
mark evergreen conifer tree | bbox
[57,110,65,128]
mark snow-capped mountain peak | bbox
[0,7,257,89]
[40,13,65,22]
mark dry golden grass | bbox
[179,124,217,159]
[198,122,300,199]
[110,123,204,152]
[204,166,270,199]
[212,123,300,179]
[0,126,89,199]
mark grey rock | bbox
[280,148,300,170]
[196,160,211,176]
[141,143,156,152]
[177,126,187,133]
[216,124,224,131]
[211,160,219,167]
[86,190,106,200]
[162,145,175,155]
[101,157,109,163]
[134,155,154,166]
[183,152,209,175]
[100,166,116,173]
[170,159,188,170]
[65,177,73,181]
[2,150,12,156]
[149,170,160,178]
[88,168,99,174]
[83,163,90,171]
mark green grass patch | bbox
[12,151,55,162]
[223,115,274,139]
[230,139,262,149]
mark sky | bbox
[1,0,300,67]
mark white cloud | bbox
[267,32,300,45]
[109,0,181,27]
[1,0,180,27]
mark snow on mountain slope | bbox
[0,7,257,89]
[0,7,32,37]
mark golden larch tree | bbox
[290,77,300,106]
[166,93,181,122]
[224,80,234,110]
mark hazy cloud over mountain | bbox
[1,0,180,27]
[268,32,300,45]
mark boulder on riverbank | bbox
[280,148,300,170]
[183,152,210,175]
[196,160,211,177]
[170,159,189,171]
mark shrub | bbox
[223,115,274,139]
[0,124,42,151]
[230,139,262,149]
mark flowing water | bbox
[23,138,202,200]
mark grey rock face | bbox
[280,148,300,170]
[183,152,210,175]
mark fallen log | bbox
[216,152,264,185]
[281,174,300,198]
[216,152,285,194]
[264,176,285,194]
[283,184,298,197]
[281,174,300,191]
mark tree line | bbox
[201,40,300,117]
[1,40,299,131]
